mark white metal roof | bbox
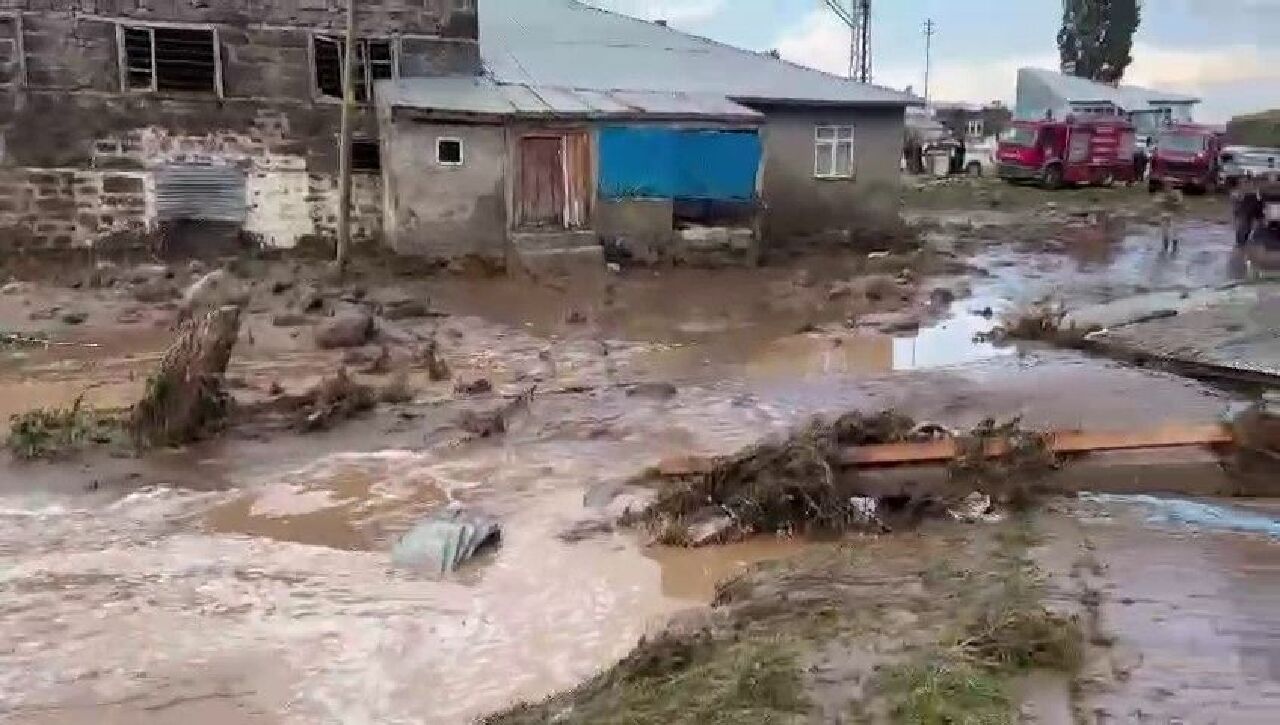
[1020,68,1200,109]
[478,0,921,107]
[378,76,764,121]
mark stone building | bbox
[0,0,478,253]
[377,0,921,272]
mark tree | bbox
[1058,0,1142,83]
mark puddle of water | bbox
[645,537,810,601]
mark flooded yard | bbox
[0,206,1276,723]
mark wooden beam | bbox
[655,424,1237,475]
[838,424,1236,467]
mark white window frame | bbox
[814,125,855,179]
[115,21,223,97]
[967,119,984,138]
[310,32,400,103]
[436,137,464,167]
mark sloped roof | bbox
[479,0,921,107]
[379,76,763,121]
[1020,68,1200,108]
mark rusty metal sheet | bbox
[154,165,246,223]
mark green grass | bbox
[7,399,96,460]
[880,657,1013,725]
[489,637,808,725]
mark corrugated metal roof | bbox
[1020,68,1200,108]
[478,0,921,107]
[379,76,764,120]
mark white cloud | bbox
[581,0,726,25]
[772,9,1280,120]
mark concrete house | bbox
[1015,68,1200,139]
[0,1,478,253]
[376,0,920,270]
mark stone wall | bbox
[0,0,478,252]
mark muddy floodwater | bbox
[1,217,1277,723]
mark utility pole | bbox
[922,18,936,103]
[822,0,872,83]
[335,0,357,273]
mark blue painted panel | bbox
[598,127,760,201]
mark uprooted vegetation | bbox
[488,516,1084,724]
[981,302,1100,348]
[634,411,1058,545]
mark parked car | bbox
[1233,179,1280,247]
[1220,146,1280,189]
[1148,124,1225,194]
[961,138,998,177]
[997,117,1137,189]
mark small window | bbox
[814,125,854,178]
[351,139,381,173]
[314,35,396,102]
[437,137,463,166]
[120,25,219,94]
[966,119,984,138]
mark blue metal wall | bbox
[598,127,761,201]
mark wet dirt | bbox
[1053,497,1280,724]
[0,215,1271,723]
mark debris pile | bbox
[637,411,917,543]
[637,411,1060,546]
[982,302,1099,347]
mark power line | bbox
[923,18,936,103]
[823,0,872,83]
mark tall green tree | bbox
[1058,0,1142,83]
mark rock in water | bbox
[392,505,501,574]
[130,305,242,448]
[314,309,374,349]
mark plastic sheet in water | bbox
[1084,493,1280,538]
[392,505,502,574]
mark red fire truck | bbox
[1148,123,1225,194]
[997,117,1137,189]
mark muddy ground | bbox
[1,178,1277,724]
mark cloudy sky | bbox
[583,0,1280,122]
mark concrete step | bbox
[512,245,605,279]
[510,230,599,253]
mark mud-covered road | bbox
[1,193,1277,723]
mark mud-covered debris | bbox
[639,411,916,542]
[361,345,392,375]
[295,284,324,313]
[565,309,588,324]
[381,295,432,321]
[271,312,309,328]
[130,305,242,448]
[415,340,452,381]
[131,278,179,304]
[949,418,1058,509]
[315,308,374,349]
[455,387,535,438]
[628,382,678,400]
[392,504,501,574]
[2,281,29,295]
[60,311,88,325]
[270,279,294,295]
[985,303,1099,346]
[291,367,376,432]
[455,376,493,396]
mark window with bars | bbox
[120,25,219,94]
[313,36,395,102]
[814,125,854,178]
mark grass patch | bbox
[7,398,112,460]
[488,636,808,725]
[880,656,1012,725]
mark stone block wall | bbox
[0,0,477,253]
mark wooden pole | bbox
[335,0,357,273]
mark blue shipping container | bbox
[598,127,761,201]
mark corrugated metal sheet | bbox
[154,165,246,223]
[479,0,920,106]
[1018,68,1200,109]
[379,77,763,121]
[598,127,761,201]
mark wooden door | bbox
[519,136,565,228]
